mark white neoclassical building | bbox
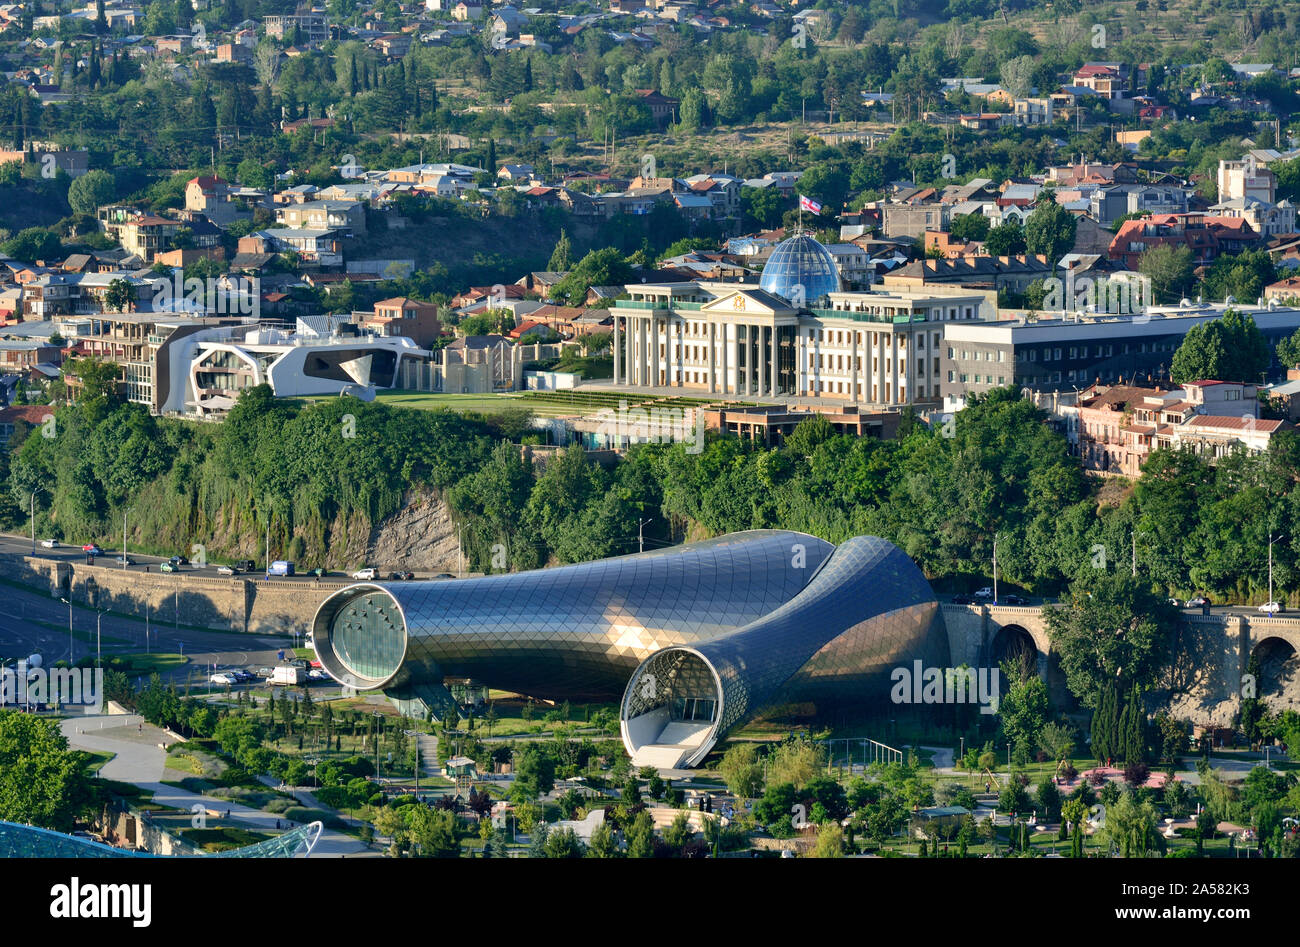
[609,281,989,405]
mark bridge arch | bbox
[990,624,1038,680]
[1251,635,1300,706]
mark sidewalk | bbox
[62,714,370,857]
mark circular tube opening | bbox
[312,584,409,690]
[621,648,724,769]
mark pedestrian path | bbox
[62,714,370,857]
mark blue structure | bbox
[758,233,842,306]
[0,820,322,858]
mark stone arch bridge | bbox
[941,604,1300,724]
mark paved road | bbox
[0,531,453,585]
[61,713,370,857]
[0,558,295,679]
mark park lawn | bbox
[163,753,205,775]
[80,750,115,774]
[181,826,275,853]
[116,653,188,675]
[372,391,541,415]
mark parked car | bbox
[209,672,236,686]
[216,565,237,576]
[82,543,103,556]
[231,669,255,682]
[1259,601,1286,614]
[951,594,974,605]
[973,587,994,599]
[255,667,276,678]
[1187,596,1210,608]
[307,669,328,681]
[352,567,378,580]
[40,539,58,549]
[390,571,415,580]
[1002,594,1029,606]
[160,562,178,573]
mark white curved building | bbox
[163,317,428,415]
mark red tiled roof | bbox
[1185,415,1284,433]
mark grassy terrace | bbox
[360,389,760,419]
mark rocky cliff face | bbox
[365,490,461,573]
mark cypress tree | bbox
[1116,694,1131,765]
[1126,683,1146,763]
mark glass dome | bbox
[759,234,842,307]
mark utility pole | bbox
[29,491,35,555]
[637,517,652,554]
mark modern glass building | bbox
[758,233,843,306]
[312,530,836,713]
[0,820,322,858]
[621,535,948,767]
[313,532,948,769]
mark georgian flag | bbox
[799,194,823,214]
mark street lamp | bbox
[95,607,109,668]
[404,728,421,795]
[59,597,73,665]
[992,533,1001,603]
[29,491,36,555]
[122,507,134,571]
[1131,530,1148,578]
[1269,533,1285,610]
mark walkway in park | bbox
[61,713,371,857]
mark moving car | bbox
[1168,598,1182,607]
[82,543,103,556]
[216,565,237,576]
[40,539,58,549]
[112,555,135,566]
[160,562,178,573]
[352,567,378,580]
[307,567,327,577]
[235,560,257,572]
[1187,596,1210,608]
[1260,601,1286,614]
[169,555,189,566]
